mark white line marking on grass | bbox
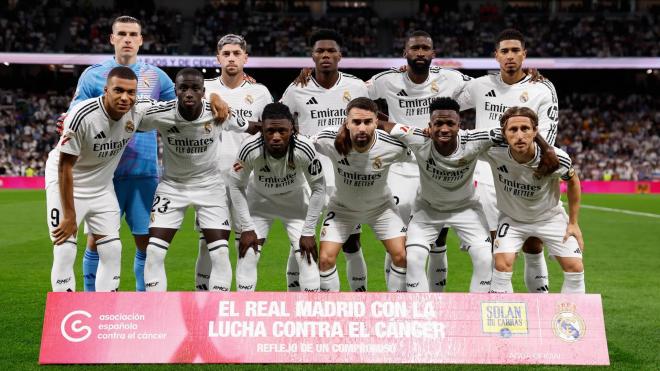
[578,204,660,219]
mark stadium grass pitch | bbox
[1,190,658,370]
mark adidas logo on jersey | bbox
[485,90,497,97]
[222,220,230,226]
[259,165,271,172]
[396,89,408,97]
[167,126,180,134]
[427,158,437,166]
[497,165,509,173]
[306,97,318,105]
[338,158,350,166]
[94,131,106,139]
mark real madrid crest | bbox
[372,156,383,169]
[520,91,529,103]
[431,81,439,93]
[245,94,254,104]
[552,302,586,342]
[125,120,135,133]
[343,90,351,103]
[204,122,212,134]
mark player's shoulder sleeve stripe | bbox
[556,150,572,167]
[371,68,400,81]
[238,137,264,162]
[294,139,315,162]
[462,131,491,143]
[378,132,407,148]
[412,128,426,137]
[146,101,176,115]
[69,100,100,132]
[539,80,558,103]
[341,72,362,80]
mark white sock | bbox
[344,250,367,292]
[208,240,232,292]
[286,245,301,291]
[320,266,340,292]
[468,245,493,293]
[524,252,549,293]
[195,235,211,291]
[427,245,448,292]
[236,245,260,291]
[383,252,392,286]
[489,269,513,293]
[95,236,122,292]
[51,240,77,292]
[144,238,169,292]
[295,248,320,292]
[387,264,407,292]
[561,271,585,293]
[405,245,429,292]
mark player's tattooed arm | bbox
[524,68,546,82]
[293,68,313,87]
[564,170,584,251]
[52,152,78,245]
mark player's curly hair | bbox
[261,102,297,169]
[429,97,460,115]
[500,107,559,178]
[310,29,343,48]
[495,28,525,50]
[335,97,378,156]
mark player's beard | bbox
[352,133,372,150]
[407,56,432,75]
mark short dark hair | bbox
[499,106,537,129]
[346,97,378,115]
[175,67,203,81]
[112,16,141,32]
[407,30,432,42]
[495,28,525,50]
[310,29,343,48]
[107,66,137,82]
[429,97,460,115]
[261,102,294,123]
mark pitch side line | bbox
[577,204,660,219]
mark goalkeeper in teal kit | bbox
[64,16,175,291]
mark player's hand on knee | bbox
[293,68,313,87]
[56,112,67,136]
[299,235,318,265]
[564,223,584,252]
[525,68,546,82]
[52,216,77,245]
[209,93,230,123]
[238,230,259,258]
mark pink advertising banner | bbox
[0,176,44,189]
[40,292,609,365]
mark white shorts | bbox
[406,198,492,252]
[150,182,230,231]
[388,163,419,225]
[320,200,405,243]
[247,189,309,243]
[46,183,120,242]
[194,183,238,233]
[493,211,583,259]
[476,182,498,231]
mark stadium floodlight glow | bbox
[202,68,206,73]
[0,53,659,70]
[3,62,8,66]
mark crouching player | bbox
[141,68,243,292]
[312,97,410,292]
[228,103,326,292]
[381,97,499,292]
[46,67,157,291]
[485,107,585,293]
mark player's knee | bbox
[522,237,543,254]
[561,259,584,273]
[390,250,407,269]
[342,234,361,253]
[95,235,121,256]
[494,254,513,272]
[470,245,493,269]
[405,245,428,269]
[318,251,336,272]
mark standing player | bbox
[484,107,584,293]
[281,29,370,292]
[228,103,325,292]
[312,98,409,292]
[465,29,559,293]
[65,16,176,292]
[379,97,498,292]
[367,30,472,291]
[47,67,156,292]
[141,68,246,292]
[195,34,273,291]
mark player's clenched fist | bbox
[238,230,260,258]
[299,235,318,265]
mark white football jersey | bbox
[312,128,409,211]
[204,78,273,173]
[140,100,248,188]
[280,72,369,136]
[465,72,560,185]
[482,145,574,223]
[45,97,154,197]
[390,124,501,211]
[367,67,473,127]
[230,134,324,196]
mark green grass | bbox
[1,190,659,370]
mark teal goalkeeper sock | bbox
[134,249,147,292]
[82,248,99,292]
